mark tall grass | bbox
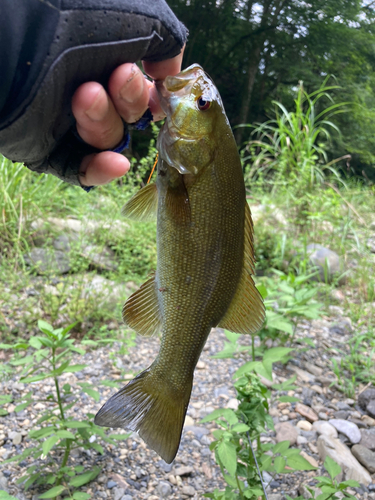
[0,155,63,257]
[242,79,350,195]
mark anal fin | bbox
[123,271,162,337]
[219,203,265,334]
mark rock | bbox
[121,496,133,500]
[313,421,338,439]
[24,248,71,274]
[307,244,344,283]
[295,403,318,422]
[329,419,361,444]
[227,398,238,410]
[317,434,371,485]
[157,481,172,497]
[113,488,125,500]
[174,466,193,476]
[0,472,8,491]
[297,420,312,431]
[358,388,375,410]
[367,400,375,418]
[289,366,316,383]
[275,422,298,445]
[53,234,76,251]
[362,415,375,427]
[181,485,195,496]
[305,362,323,377]
[8,431,22,445]
[184,415,194,426]
[81,244,118,271]
[297,436,308,445]
[300,450,319,468]
[360,429,375,450]
[351,445,375,473]
[107,480,117,489]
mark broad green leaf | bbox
[273,440,290,454]
[21,373,51,383]
[69,467,100,487]
[29,337,42,349]
[90,443,104,454]
[263,347,294,363]
[260,454,272,470]
[72,493,91,500]
[256,283,268,298]
[274,456,286,473]
[10,355,34,366]
[80,387,100,402]
[287,453,317,471]
[0,493,19,500]
[278,396,300,403]
[29,427,56,439]
[38,320,54,333]
[65,364,86,373]
[55,430,75,439]
[200,408,237,424]
[244,489,263,498]
[64,421,91,429]
[231,423,249,433]
[0,409,8,416]
[224,331,241,344]
[217,441,237,477]
[15,402,32,412]
[38,485,66,498]
[0,395,12,405]
[324,456,341,479]
[266,314,294,335]
[222,473,238,488]
[339,479,360,487]
[233,361,263,379]
[42,435,60,455]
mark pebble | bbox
[181,485,195,496]
[304,362,323,377]
[329,419,361,444]
[107,480,117,489]
[313,421,338,439]
[295,403,318,422]
[8,431,22,445]
[351,445,375,474]
[297,420,312,431]
[113,488,125,500]
[299,450,319,468]
[174,466,193,477]
[360,429,375,450]
[275,422,298,445]
[157,481,173,497]
[297,436,308,445]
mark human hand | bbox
[73,49,184,187]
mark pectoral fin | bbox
[123,272,162,337]
[218,203,265,334]
[122,183,158,221]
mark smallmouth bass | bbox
[95,64,265,463]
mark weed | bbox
[0,321,128,499]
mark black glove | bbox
[0,0,187,186]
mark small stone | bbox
[334,410,349,419]
[362,415,375,427]
[337,402,351,411]
[297,420,312,431]
[8,431,22,445]
[227,398,238,410]
[318,412,329,420]
[157,481,172,497]
[184,415,194,426]
[367,400,375,418]
[121,496,133,500]
[305,362,323,377]
[289,366,316,383]
[300,450,319,468]
[295,403,318,422]
[196,361,205,369]
[181,485,195,496]
[311,385,323,394]
[174,466,193,476]
[34,402,46,410]
[317,435,371,485]
[297,436,308,445]
[275,422,298,445]
[358,388,375,410]
[313,421,338,439]
[106,480,117,489]
[351,445,375,473]
[0,472,8,491]
[307,244,344,283]
[329,419,361,444]
[360,429,375,450]
[113,488,125,500]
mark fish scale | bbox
[95,64,265,463]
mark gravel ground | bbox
[1,307,375,499]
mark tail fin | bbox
[94,368,191,463]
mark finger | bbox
[142,45,185,81]
[79,151,130,186]
[72,82,124,150]
[108,63,150,124]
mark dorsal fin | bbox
[122,183,158,221]
[123,271,163,337]
[218,203,265,334]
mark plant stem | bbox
[251,335,255,362]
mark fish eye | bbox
[197,97,211,111]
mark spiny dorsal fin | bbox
[123,272,163,337]
[218,203,265,334]
[122,183,158,221]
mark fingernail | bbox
[85,87,108,121]
[120,65,145,103]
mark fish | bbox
[94,64,265,463]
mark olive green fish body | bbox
[95,65,265,463]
